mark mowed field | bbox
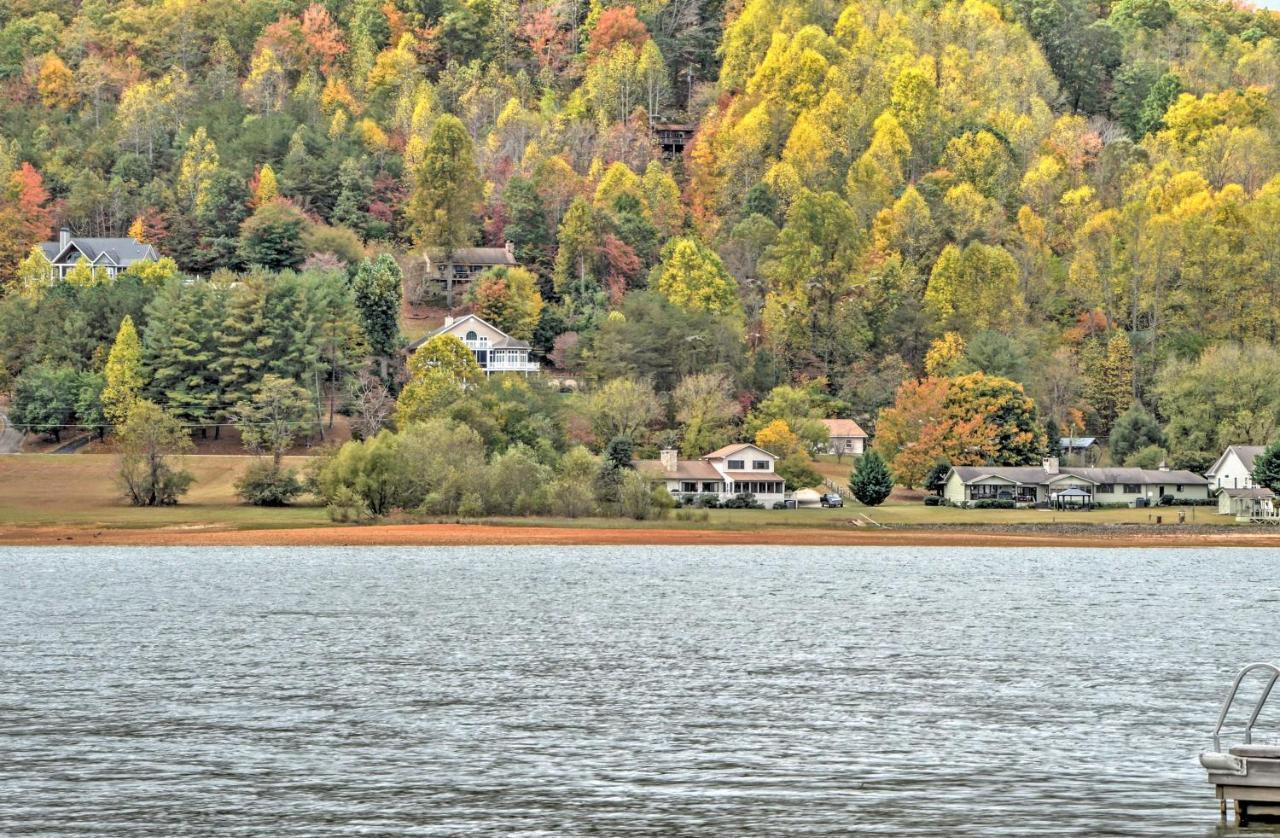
[0,454,328,530]
[0,453,1238,536]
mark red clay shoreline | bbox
[4,522,1280,548]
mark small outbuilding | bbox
[1216,486,1276,517]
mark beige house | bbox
[424,244,517,304]
[943,457,1211,507]
[637,443,787,505]
[1205,445,1266,491]
[408,313,538,375]
[820,418,868,456]
[1216,486,1275,517]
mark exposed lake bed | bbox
[2,546,1278,835]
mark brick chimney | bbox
[59,226,71,249]
[660,448,678,473]
[1042,456,1059,475]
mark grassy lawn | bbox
[0,454,328,530]
[0,453,1236,533]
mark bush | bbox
[235,460,304,506]
[772,501,788,509]
[923,495,942,506]
[721,492,763,509]
[694,493,721,508]
[675,507,710,522]
[458,492,485,517]
[327,486,369,522]
[619,470,656,520]
[970,499,1016,509]
[1165,497,1214,506]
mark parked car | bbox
[820,493,844,508]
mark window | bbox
[1177,485,1184,492]
[752,460,769,470]
[1097,484,1113,494]
[681,482,697,493]
[727,459,744,470]
[701,482,719,492]
[1123,484,1141,494]
[465,330,478,341]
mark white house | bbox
[1205,445,1266,491]
[637,443,787,505]
[35,227,158,281]
[943,457,1211,507]
[408,313,538,375]
[820,418,869,456]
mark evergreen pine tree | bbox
[850,450,894,507]
[1253,441,1280,492]
[351,255,403,378]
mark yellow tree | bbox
[103,316,144,425]
[37,53,77,109]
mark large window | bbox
[681,481,697,493]
[1097,484,1114,494]
[1123,484,1141,494]
[727,459,744,470]
[752,460,769,470]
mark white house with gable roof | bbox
[636,443,788,505]
[407,313,539,375]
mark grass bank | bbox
[0,453,1264,546]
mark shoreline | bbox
[5,521,1280,548]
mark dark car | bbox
[820,493,844,508]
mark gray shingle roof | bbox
[951,465,1209,486]
[42,236,155,266]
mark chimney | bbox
[59,227,71,249]
[505,241,516,262]
[660,448,678,473]
[1158,460,1170,472]
[1042,456,1059,475]
[443,315,454,328]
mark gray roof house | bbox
[37,227,158,280]
[423,243,518,305]
[1205,445,1267,491]
[943,457,1210,506]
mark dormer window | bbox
[752,460,769,470]
[727,459,744,470]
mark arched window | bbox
[465,330,478,341]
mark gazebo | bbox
[1050,487,1092,510]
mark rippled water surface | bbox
[3,546,1280,835]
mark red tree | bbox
[586,6,649,60]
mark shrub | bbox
[458,492,485,517]
[235,460,304,506]
[619,469,656,520]
[721,492,763,509]
[694,493,721,508]
[970,499,1016,509]
[327,486,369,522]
[923,495,942,506]
[1158,494,1174,506]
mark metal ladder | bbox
[1213,662,1280,750]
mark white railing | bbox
[464,339,490,350]
[487,359,540,372]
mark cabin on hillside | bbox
[652,123,695,160]
[423,243,518,305]
[1059,436,1101,465]
[34,227,158,281]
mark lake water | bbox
[2,546,1279,835]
